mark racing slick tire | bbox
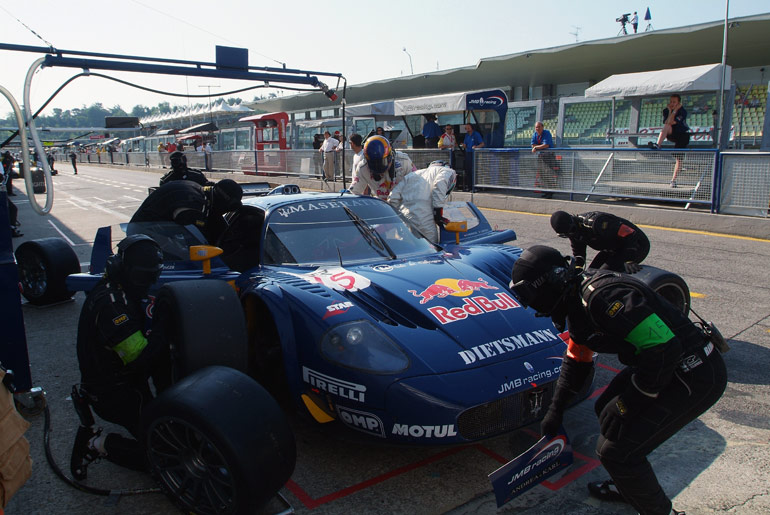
[15,238,80,305]
[142,366,296,515]
[153,279,248,381]
[633,265,691,315]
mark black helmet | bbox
[169,151,187,170]
[211,179,243,215]
[106,234,163,301]
[550,211,577,236]
[510,245,571,314]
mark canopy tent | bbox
[154,128,179,136]
[584,63,732,98]
[179,121,218,134]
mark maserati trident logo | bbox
[528,389,544,417]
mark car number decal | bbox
[288,267,371,292]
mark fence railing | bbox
[719,152,770,217]
[56,148,770,218]
[473,148,717,206]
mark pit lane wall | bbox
[59,148,770,220]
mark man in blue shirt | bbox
[461,123,484,191]
[531,121,557,198]
[421,114,442,148]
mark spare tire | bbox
[15,238,80,305]
[153,279,248,381]
[633,265,691,315]
[142,366,296,515]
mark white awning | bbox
[585,63,732,98]
[393,92,466,116]
[345,101,395,117]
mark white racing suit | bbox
[350,150,416,200]
[388,162,456,243]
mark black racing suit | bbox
[552,269,726,515]
[158,166,210,187]
[129,180,225,245]
[76,278,170,470]
[568,212,650,271]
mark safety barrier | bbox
[57,148,770,217]
[473,148,717,206]
[719,152,770,217]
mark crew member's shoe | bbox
[647,142,661,150]
[670,180,677,188]
[11,227,23,238]
[587,479,626,503]
[70,426,103,481]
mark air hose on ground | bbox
[42,405,161,497]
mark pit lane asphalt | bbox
[6,165,770,514]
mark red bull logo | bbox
[408,277,498,305]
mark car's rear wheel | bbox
[153,279,249,381]
[142,366,296,515]
[15,238,80,305]
[633,265,691,314]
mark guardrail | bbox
[56,148,770,218]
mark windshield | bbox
[263,197,435,265]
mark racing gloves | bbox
[540,356,594,437]
[623,261,642,274]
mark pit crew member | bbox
[550,210,650,273]
[70,235,167,479]
[388,161,456,242]
[510,245,726,515]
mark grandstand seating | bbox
[504,84,766,148]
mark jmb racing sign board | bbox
[488,428,573,508]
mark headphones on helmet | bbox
[105,234,160,280]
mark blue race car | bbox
[18,187,686,445]
[160,190,588,445]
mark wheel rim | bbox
[146,417,236,515]
[18,252,47,298]
[655,283,688,313]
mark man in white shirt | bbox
[319,131,339,181]
[349,133,364,170]
[204,142,213,171]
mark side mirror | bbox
[444,221,468,244]
[189,245,223,274]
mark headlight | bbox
[321,320,409,374]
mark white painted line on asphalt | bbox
[122,195,142,201]
[62,192,130,218]
[92,197,115,203]
[47,220,75,246]
[64,199,88,211]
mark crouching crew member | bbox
[550,210,650,273]
[71,235,167,480]
[510,245,726,515]
[129,178,243,245]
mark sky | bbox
[0,0,766,118]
